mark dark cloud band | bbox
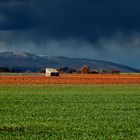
[0,0,140,68]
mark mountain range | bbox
[0,52,139,72]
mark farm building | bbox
[45,68,59,76]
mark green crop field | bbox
[0,84,140,140]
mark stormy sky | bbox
[0,0,140,68]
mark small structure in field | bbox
[45,68,59,76]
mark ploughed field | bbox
[0,84,140,139]
[0,74,140,84]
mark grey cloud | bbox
[0,0,140,68]
[1,0,140,37]
[0,30,139,68]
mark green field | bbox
[0,84,140,140]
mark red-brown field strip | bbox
[0,74,140,84]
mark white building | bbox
[45,68,59,76]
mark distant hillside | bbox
[0,52,139,72]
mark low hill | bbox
[0,52,139,72]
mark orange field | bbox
[0,74,140,84]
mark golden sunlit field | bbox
[0,74,140,84]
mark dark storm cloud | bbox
[0,0,37,30]
[0,0,140,68]
[1,0,140,39]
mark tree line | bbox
[0,65,120,74]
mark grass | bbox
[0,84,140,140]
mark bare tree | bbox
[80,65,90,74]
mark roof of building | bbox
[46,68,58,72]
